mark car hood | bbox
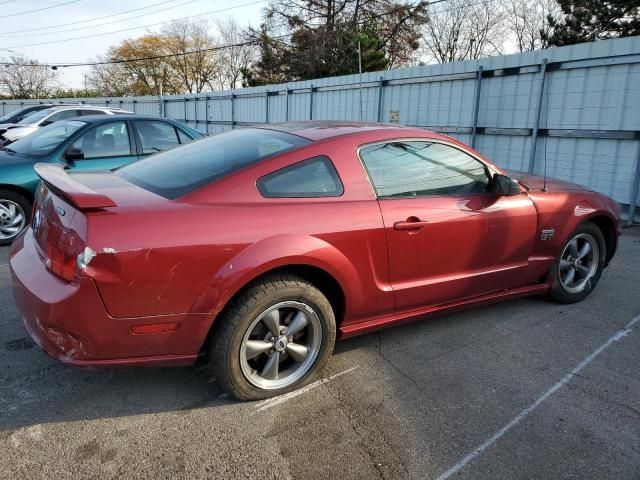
[2,126,37,141]
[507,171,591,193]
[0,149,40,166]
[0,123,19,134]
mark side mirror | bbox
[65,147,84,161]
[39,120,53,127]
[491,173,521,196]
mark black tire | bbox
[0,189,31,246]
[549,221,606,304]
[209,274,337,401]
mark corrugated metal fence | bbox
[2,36,640,220]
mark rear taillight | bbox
[43,222,85,282]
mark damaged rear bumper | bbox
[10,230,201,367]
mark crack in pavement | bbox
[376,332,426,395]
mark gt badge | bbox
[540,229,555,241]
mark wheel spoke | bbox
[559,259,572,270]
[564,267,576,286]
[285,310,308,336]
[568,238,579,257]
[576,264,590,276]
[578,242,592,259]
[245,340,273,360]
[285,342,309,362]
[261,352,280,380]
[262,309,281,336]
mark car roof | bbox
[260,120,424,141]
[69,114,179,123]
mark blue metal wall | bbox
[2,36,640,219]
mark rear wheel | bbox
[0,190,31,246]
[549,222,606,304]
[209,274,336,400]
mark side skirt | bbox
[338,283,550,339]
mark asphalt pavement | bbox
[1,229,639,479]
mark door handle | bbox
[393,217,429,231]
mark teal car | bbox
[0,115,203,245]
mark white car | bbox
[0,105,133,145]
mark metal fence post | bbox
[377,76,384,123]
[205,96,209,134]
[627,142,640,225]
[265,91,269,123]
[183,98,188,124]
[285,89,290,121]
[231,93,235,128]
[529,58,548,173]
[471,66,483,148]
[309,84,314,120]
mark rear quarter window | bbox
[116,128,310,199]
[257,156,344,198]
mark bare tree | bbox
[421,0,507,63]
[507,0,562,51]
[0,55,58,99]
[214,18,255,90]
[161,18,219,93]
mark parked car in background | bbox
[0,105,134,145]
[0,115,203,244]
[8,122,621,400]
[0,104,79,135]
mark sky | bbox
[0,0,266,89]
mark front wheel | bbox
[209,274,336,400]
[0,190,31,246]
[549,222,606,304]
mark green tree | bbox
[243,0,426,86]
[545,0,640,46]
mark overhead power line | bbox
[0,0,189,35]
[0,37,276,69]
[3,0,267,49]
[4,0,83,18]
[2,0,202,38]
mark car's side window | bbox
[79,109,107,116]
[257,156,344,198]
[70,121,131,159]
[359,141,490,198]
[134,120,180,154]
[44,110,78,124]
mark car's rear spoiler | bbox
[34,163,117,209]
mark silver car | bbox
[0,105,133,145]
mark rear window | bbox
[116,128,310,199]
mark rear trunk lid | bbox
[32,164,165,282]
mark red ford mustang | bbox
[10,122,620,399]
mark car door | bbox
[359,139,538,312]
[132,120,183,158]
[62,120,137,171]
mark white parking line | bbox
[436,313,640,480]
[253,366,359,414]
[0,264,8,268]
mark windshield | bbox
[8,120,87,156]
[117,128,310,199]
[17,109,55,126]
[0,107,34,123]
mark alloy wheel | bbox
[239,301,322,390]
[0,199,26,241]
[559,233,599,294]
